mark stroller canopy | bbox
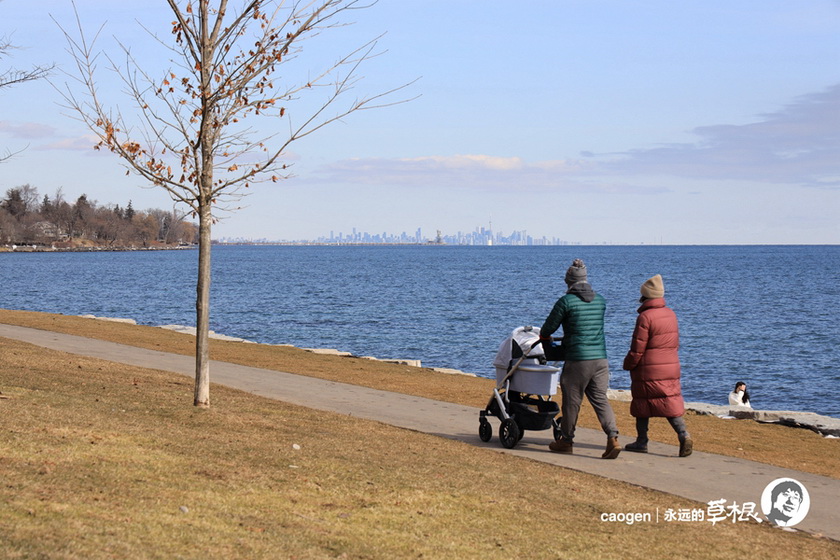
[492,326,545,371]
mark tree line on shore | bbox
[0,184,198,248]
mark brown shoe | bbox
[549,437,573,454]
[602,436,621,459]
[679,437,693,457]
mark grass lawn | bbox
[1,310,838,559]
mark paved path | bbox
[2,323,838,541]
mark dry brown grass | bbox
[1,328,839,559]
[2,309,837,480]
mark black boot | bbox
[624,440,648,453]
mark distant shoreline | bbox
[4,242,838,251]
[0,244,196,253]
[214,242,840,247]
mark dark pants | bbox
[634,416,690,444]
[559,359,619,441]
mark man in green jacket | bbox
[539,259,621,459]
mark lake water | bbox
[3,244,838,418]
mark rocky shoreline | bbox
[86,315,840,438]
[606,389,840,438]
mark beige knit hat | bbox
[640,274,665,299]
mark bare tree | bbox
[134,212,162,247]
[0,206,19,243]
[58,1,410,407]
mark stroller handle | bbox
[535,336,563,345]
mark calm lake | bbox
[3,244,838,417]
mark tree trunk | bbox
[193,201,212,407]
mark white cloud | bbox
[0,123,103,153]
[0,121,55,139]
[304,153,645,193]
[299,85,840,199]
[33,134,103,152]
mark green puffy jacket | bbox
[539,283,608,361]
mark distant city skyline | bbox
[215,224,589,246]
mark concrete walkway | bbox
[2,323,838,541]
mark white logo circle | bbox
[760,477,810,527]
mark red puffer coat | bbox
[622,298,685,418]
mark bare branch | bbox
[0,145,27,165]
[0,33,53,90]
[1,24,54,164]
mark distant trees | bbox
[0,184,197,246]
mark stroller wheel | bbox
[499,418,521,449]
[478,419,492,442]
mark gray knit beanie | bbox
[564,259,587,284]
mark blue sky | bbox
[1,0,838,244]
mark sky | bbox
[1,0,838,244]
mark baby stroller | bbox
[479,326,562,449]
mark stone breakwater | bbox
[85,315,840,437]
[607,389,840,438]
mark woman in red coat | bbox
[622,274,693,457]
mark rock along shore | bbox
[606,389,840,438]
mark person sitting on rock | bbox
[728,381,752,408]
